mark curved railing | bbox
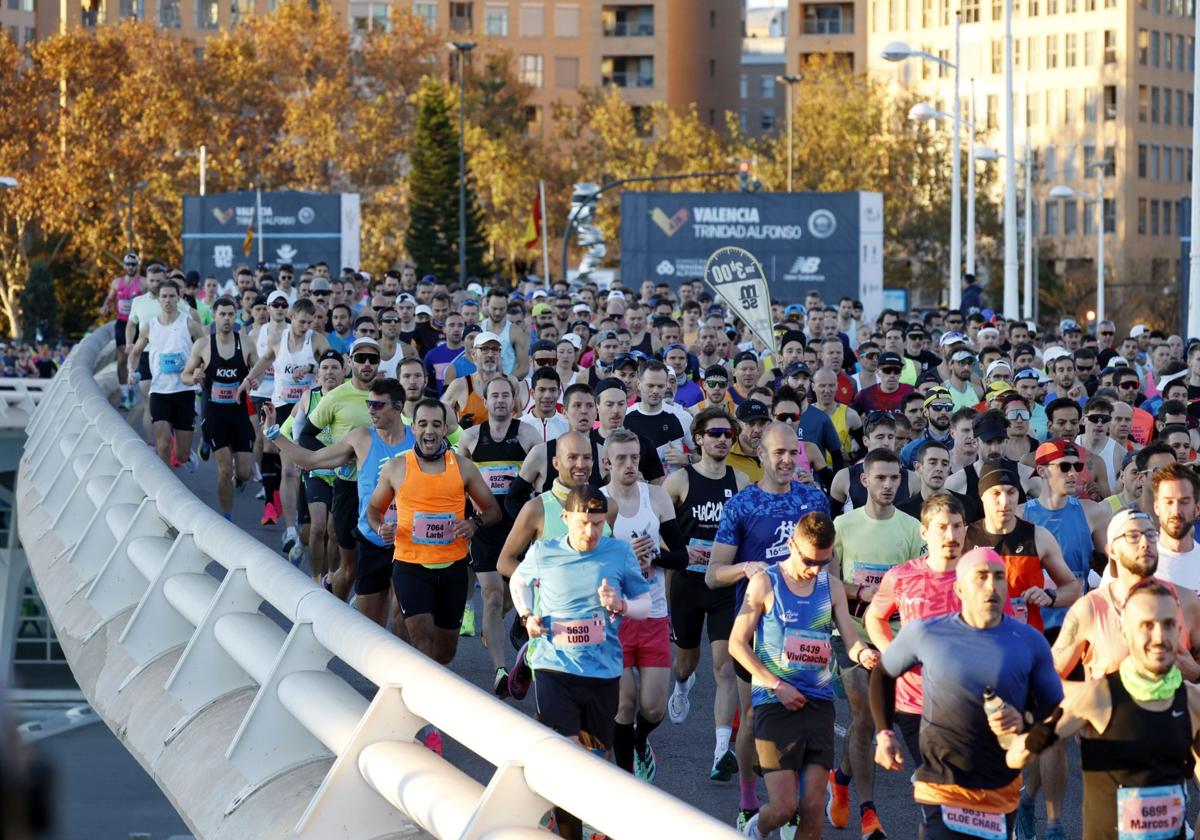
[16,326,741,839]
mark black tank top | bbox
[205,332,249,407]
[1081,673,1194,840]
[677,464,740,543]
[964,458,1028,504]
[848,461,913,508]
[543,436,604,492]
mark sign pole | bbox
[255,187,264,264]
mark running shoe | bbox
[667,673,695,724]
[260,502,278,525]
[710,749,738,782]
[826,769,850,829]
[1044,825,1065,840]
[234,477,246,494]
[508,642,533,700]
[199,440,211,461]
[281,525,298,555]
[780,812,799,840]
[288,542,305,569]
[459,603,477,637]
[1014,800,1036,840]
[634,743,657,783]
[492,667,510,699]
[860,806,887,840]
[740,811,763,837]
[186,451,200,473]
[321,573,333,594]
[255,486,266,500]
[421,728,443,756]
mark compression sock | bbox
[613,721,635,773]
[261,452,281,502]
[714,725,732,757]
[739,777,760,810]
[635,712,661,752]
[834,767,852,786]
[860,801,876,817]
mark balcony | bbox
[802,17,853,33]
[449,1,472,34]
[603,70,655,87]
[602,5,654,37]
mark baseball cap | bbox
[318,349,344,365]
[397,293,416,304]
[951,349,975,363]
[562,485,609,514]
[530,339,556,355]
[975,415,1009,442]
[784,362,811,379]
[310,277,331,292]
[349,337,381,356]
[122,252,139,266]
[573,303,592,314]
[1014,368,1040,382]
[474,331,503,348]
[736,400,771,423]
[985,382,1014,400]
[419,274,437,285]
[608,290,626,300]
[703,364,729,382]
[560,333,583,351]
[939,331,967,348]
[1042,346,1071,365]
[1106,508,1154,546]
[1059,318,1081,333]
[985,359,1013,378]
[1012,342,1037,359]
[531,302,552,316]
[923,387,952,408]
[415,304,433,317]
[918,368,946,387]
[784,303,807,316]
[613,352,640,370]
[733,350,759,367]
[596,330,619,344]
[1130,324,1150,338]
[977,326,1000,340]
[1035,439,1080,466]
[879,352,904,370]
[906,326,927,338]
[267,290,290,306]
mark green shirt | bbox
[834,506,924,634]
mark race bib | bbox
[781,628,831,670]
[686,538,713,574]
[434,361,451,383]
[1117,784,1185,839]
[657,441,684,475]
[480,463,518,495]
[852,563,890,589]
[282,383,306,403]
[412,511,455,545]
[158,352,185,375]
[210,382,239,404]
[940,805,1006,839]
[1010,596,1029,624]
[551,617,605,647]
[117,298,132,317]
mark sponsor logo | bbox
[738,283,760,312]
[650,207,689,236]
[783,256,826,283]
[298,206,316,224]
[276,243,298,261]
[808,209,837,238]
[656,259,676,276]
[213,245,233,268]
[212,207,235,224]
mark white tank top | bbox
[272,328,316,406]
[148,312,194,395]
[602,481,667,618]
[252,324,278,399]
[378,343,403,379]
[1077,434,1119,490]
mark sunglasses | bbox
[1086,414,1112,425]
[1054,461,1086,473]
[365,399,402,412]
[534,357,557,366]
[381,317,400,324]
[945,320,963,327]
[373,306,389,313]
[702,428,735,439]
[705,379,728,388]
[1006,408,1031,421]
[1118,381,1140,390]
[270,301,289,309]
[312,291,329,298]
[1076,365,1094,374]
[928,402,954,412]
[880,367,902,375]
[774,412,800,422]
[352,354,380,364]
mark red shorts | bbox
[619,616,671,669]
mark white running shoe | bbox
[281,526,298,555]
[667,674,695,724]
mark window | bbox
[1046,34,1059,68]
[1166,88,1173,125]
[1152,86,1161,123]
[601,5,653,36]
[922,0,932,26]
[1084,202,1096,234]
[601,55,653,87]
[1065,33,1077,66]
[1104,85,1117,120]
[1046,202,1060,235]
[761,109,776,131]
[1138,198,1148,234]
[1066,0,1076,9]
[1047,0,1057,11]
[518,3,543,34]
[1084,88,1097,122]
[739,110,748,132]
[1084,144,1096,173]
[739,73,748,99]
[987,94,999,129]
[1104,198,1116,233]
[5,0,15,10]
[941,0,949,25]
[1166,32,1175,67]
[1015,37,1022,68]
[1046,89,1059,124]
[158,0,181,26]
[1030,0,1038,14]
[451,1,474,33]
[1139,29,1149,65]
[555,56,579,88]
[1043,145,1057,180]
[760,75,775,98]
[1104,29,1117,63]
[992,39,1003,74]
[1191,93,1196,127]
[1027,36,1038,70]
[484,4,508,35]
[1178,89,1186,125]
[519,54,543,86]
[1027,92,1040,125]
[1166,146,1174,180]
[1104,144,1117,176]
[1063,144,1076,179]
[555,4,579,36]
[1179,148,1187,181]
[962,0,980,21]
[1032,200,1040,236]
[1152,144,1161,178]
[1065,89,1078,123]
[804,4,854,33]
[195,0,216,26]
[993,0,1002,18]
[1139,143,1148,177]
[413,2,436,28]
[937,49,950,78]
[1065,200,1078,234]
[119,0,142,18]
[1152,31,1161,67]
[524,106,542,137]
[1151,201,1161,235]
[1165,202,1173,236]
[1084,31,1095,65]
[370,3,390,29]
[1139,85,1149,121]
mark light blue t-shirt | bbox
[515,534,650,679]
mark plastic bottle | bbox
[982,687,1016,749]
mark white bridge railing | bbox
[16,326,740,839]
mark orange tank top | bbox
[393,449,468,565]
[460,375,490,424]
[1080,579,1192,680]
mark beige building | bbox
[2,0,35,46]
[857,0,1194,314]
[399,0,742,133]
[38,0,347,40]
[786,0,864,73]
[742,6,787,137]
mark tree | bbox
[20,260,57,342]
[404,78,489,282]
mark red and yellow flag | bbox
[242,219,255,257]
[523,188,543,250]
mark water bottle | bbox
[982,687,1016,749]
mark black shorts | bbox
[250,395,272,420]
[203,406,254,453]
[115,319,127,348]
[752,698,837,774]
[896,711,923,769]
[669,570,736,649]
[138,352,152,381]
[356,537,394,596]
[469,518,510,574]
[149,391,195,431]
[304,475,333,509]
[274,402,295,425]
[919,804,1015,839]
[391,559,469,628]
[331,479,359,551]
[534,670,620,752]
[1043,625,1085,681]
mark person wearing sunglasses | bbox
[850,351,916,416]
[443,332,508,429]
[102,252,144,408]
[770,386,831,489]
[899,388,955,470]
[813,367,862,463]
[1076,396,1122,491]
[1113,370,1157,448]
[691,364,734,417]
[729,511,878,840]
[946,411,1042,504]
[998,392,1039,462]
[851,340,882,392]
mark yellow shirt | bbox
[727,441,762,483]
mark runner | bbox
[729,511,879,840]
[706,421,831,830]
[624,359,694,474]
[248,290,290,525]
[662,407,749,782]
[602,428,687,782]
[727,399,771,482]
[516,384,605,493]
[101,252,143,408]
[509,485,652,840]
[520,367,568,442]
[830,411,920,512]
[443,331,506,427]
[127,279,205,467]
[1006,578,1200,840]
[592,379,666,485]
[1149,462,1200,593]
[944,411,1040,501]
[455,375,540,695]
[899,388,954,469]
[871,548,1064,839]
[181,296,257,519]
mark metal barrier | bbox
[16,327,741,839]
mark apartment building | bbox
[861,0,1196,309]
[1,0,35,46]
[786,0,865,73]
[397,0,742,132]
[742,5,787,137]
[37,0,347,41]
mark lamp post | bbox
[906,100,968,310]
[882,16,962,309]
[1002,0,1018,318]
[448,41,476,288]
[1049,161,1108,323]
[975,142,1035,319]
[966,77,976,276]
[775,73,802,192]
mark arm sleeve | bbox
[654,518,689,570]
[510,575,535,616]
[870,662,899,731]
[306,396,333,431]
[297,425,325,452]
[505,476,535,520]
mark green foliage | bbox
[20,260,57,341]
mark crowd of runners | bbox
[108,250,1200,839]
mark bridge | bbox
[14,327,742,840]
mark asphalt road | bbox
[177,446,1101,840]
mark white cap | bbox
[397,293,416,304]
[1106,508,1153,546]
[978,326,999,338]
[467,282,484,297]
[559,333,583,350]
[531,289,548,299]
[1131,324,1150,338]
[415,304,433,317]
[608,290,626,300]
[1042,346,1071,365]
[985,359,1013,377]
[474,331,503,348]
[349,337,381,355]
[267,290,290,305]
[573,303,592,314]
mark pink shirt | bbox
[114,275,142,321]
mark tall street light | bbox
[882,16,961,309]
[448,41,476,288]
[1049,161,1108,323]
[906,99,965,309]
[1002,0,1018,319]
[976,139,1036,320]
[775,74,802,192]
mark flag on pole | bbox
[524,188,543,249]
[242,218,255,257]
[704,246,778,360]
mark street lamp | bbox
[882,19,962,309]
[448,41,476,288]
[1002,0,1019,320]
[907,96,967,311]
[975,141,1036,320]
[775,74,802,193]
[1049,161,1108,323]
